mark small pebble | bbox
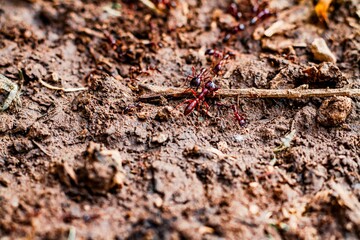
[151,132,168,144]
[50,72,60,82]
[234,134,246,142]
[249,204,260,215]
[311,38,337,63]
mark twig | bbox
[138,83,360,101]
[77,27,105,39]
[32,140,52,157]
[39,78,87,92]
[139,0,164,15]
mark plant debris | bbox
[0,74,20,111]
[314,0,333,23]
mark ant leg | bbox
[184,67,196,87]
[174,89,198,113]
[200,101,211,116]
[174,99,192,111]
[147,65,162,74]
[182,88,198,97]
[192,66,196,75]
[138,71,151,77]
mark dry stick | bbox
[39,78,87,92]
[32,140,52,157]
[138,83,360,101]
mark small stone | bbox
[317,97,352,127]
[249,204,260,215]
[50,72,60,82]
[262,37,293,52]
[310,38,337,63]
[134,126,147,143]
[23,30,32,39]
[153,195,163,208]
[234,134,246,142]
[151,132,168,144]
[198,226,214,235]
[10,196,19,208]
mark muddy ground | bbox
[0,0,359,239]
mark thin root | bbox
[39,78,88,92]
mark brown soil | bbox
[0,0,359,239]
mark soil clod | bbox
[317,96,352,127]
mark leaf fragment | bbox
[315,0,333,23]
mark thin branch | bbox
[39,79,87,92]
[138,83,360,101]
[32,140,52,157]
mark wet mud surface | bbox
[0,0,359,239]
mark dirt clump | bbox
[56,142,125,195]
[317,96,352,127]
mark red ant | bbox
[212,59,226,76]
[104,31,118,50]
[250,8,271,25]
[231,104,246,127]
[223,23,246,43]
[222,1,272,43]
[211,52,235,76]
[205,49,224,59]
[183,81,219,116]
[227,2,243,20]
[205,49,236,60]
[186,67,210,91]
[216,103,246,127]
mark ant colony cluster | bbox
[177,0,272,127]
[103,1,273,127]
[182,48,246,127]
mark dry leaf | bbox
[315,0,333,23]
